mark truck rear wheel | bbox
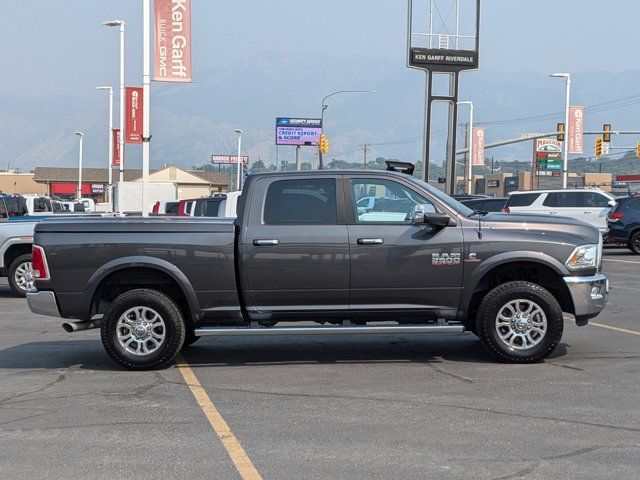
[101,289,185,370]
[475,281,563,363]
[8,254,34,297]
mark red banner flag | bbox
[154,0,192,82]
[568,106,585,154]
[125,87,143,144]
[112,129,121,166]
[472,127,486,166]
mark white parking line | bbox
[590,322,640,337]
[603,258,640,265]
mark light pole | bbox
[550,72,571,189]
[457,101,474,194]
[96,86,113,206]
[74,132,84,200]
[234,129,243,191]
[103,19,125,185]
[319,89,376,169]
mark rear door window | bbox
[584,192,611,208]
[506,193,540,207]
[193,200,205,217]
[264,178,337,225]
[204,199,223,217]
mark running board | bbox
[194,324,465,337]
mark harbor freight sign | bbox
[275,118,322,146]
[211,155,249,165]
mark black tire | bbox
[101,289,185,370]
[628,231,640,255]
[475,281,563,363]
[182,329,201,348]
[7,254,33,297]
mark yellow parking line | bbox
[603,258,640,265]
[176,354,263,480]
[590,322,640,336]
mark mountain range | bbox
[1,52,639,176]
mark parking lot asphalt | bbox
[1,248,639,480]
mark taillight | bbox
[502,206,511,213]
[153,201,160,214]
[608,212,624,222]
[32,245,50,281]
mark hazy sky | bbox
[3,0,639,98]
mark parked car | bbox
[1,194,28,217]
[191,192,241,218]
[60,201,86,213]
[0,217,37,296]
[355,196,390,214]
[503,189,615,232]
[152,200,180,216]
[177,198,198,216]
[606,194,640,254]
[461,197,508,212]
[22,194,54,215]
[28,170,607,370]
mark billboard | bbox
[535,139,562,171]
[154,0,192,82]
[275,118,322,146]
[211,155,249,165]
[125,87,143,143]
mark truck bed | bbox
[34,217,239,322]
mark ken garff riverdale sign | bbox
[275,118,323,146]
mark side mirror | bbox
[411,204,450,227]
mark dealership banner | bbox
[568,106,585,154]
[471,127,486,166]
[125,87,143,144]
[154,0,192,82]
[112,129,121,167]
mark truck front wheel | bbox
[476,281,563,363]
[101,289,186,370]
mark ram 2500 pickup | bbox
[27,171,609,370]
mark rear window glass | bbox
[204,199,223,217]
[5,197,28,216]
[193,200,204,217]
[166,202,179,214]
[507,193,540,207]
[264,178,337,225]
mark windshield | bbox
[408,177,474,216]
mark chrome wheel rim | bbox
[14,262,34,292]
[116,307,166,356]
[495,299,547,350]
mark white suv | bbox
[504,189,616,232]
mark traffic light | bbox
[636,141,640,158]
[595,137,603,158]
[556,123,565,142]
[319,134,329,154]
[603,124,612,143]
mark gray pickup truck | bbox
[27,170,608,370]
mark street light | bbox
[549,72,571,189]
[96,86,113,207]
[103,19,125,184]
[457,101,474,194]
[319,89,376,169]
[234,129,243,191]
[74,132,84,200]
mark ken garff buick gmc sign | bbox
[275,118,323,146]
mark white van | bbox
[504,189,616,232]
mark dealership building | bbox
[31,166,229,201]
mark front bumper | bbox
[27,290,61,317]
[564,273,609,324]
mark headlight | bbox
[566,244,598,270]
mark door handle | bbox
[357,238,384,245]
[548,211,557,215]
[253,239,279,246]
[584,211,592,214]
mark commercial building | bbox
[0,171,48,195]
[33,166,229,202]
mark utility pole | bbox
[295,145,301,171]
[490,156,494,174]
[460,122,469,193]
[362,144,370,169]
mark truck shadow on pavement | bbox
[0,335,569,370]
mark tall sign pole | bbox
[142,0,151,216]
[407,0,480,195]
